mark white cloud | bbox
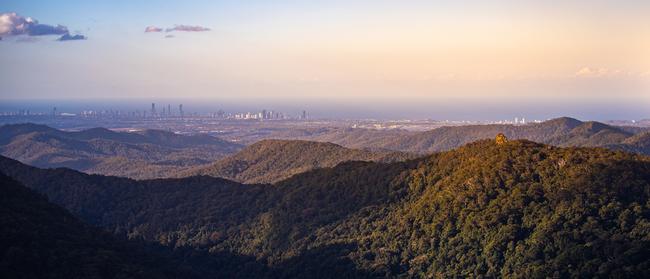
[0,12,85,42]
[575,67,650,79]
[574,67,622,78]
[1,12,67,37]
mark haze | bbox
[1,1,649,119]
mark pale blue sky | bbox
[1,1,649,119]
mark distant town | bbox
[5,103,309,121]
[1,103,649,144]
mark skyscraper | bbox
[179,104,184,118]
[151,103,156,117]
[168,104,171,117]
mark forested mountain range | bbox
[1,138,648,278]
[272,117,650,155]
[2,118,648,182]
[185,139,416,183]
[0,123,242,179]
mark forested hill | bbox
[1,139,649,277]
[0,123,242,179]
[0,172,206,279]
[186,139,416,183]
[272,117,650,155]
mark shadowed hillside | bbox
[1,138,648,277]
[0,172,203,279]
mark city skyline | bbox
[1,1,649,120]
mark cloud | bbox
[166,25,210,32]
[573,67,650,79]
[144,26,163,33]
[575,67,622,78]
[1,12,67,36]
[0,12,85,41]
[58,34,86,41]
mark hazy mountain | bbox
[0,123,242,179]
[275,117,649,155]
[604,131,650,155]
[269,126,414,150]
[186,139,417,183]
[2,139,648,277]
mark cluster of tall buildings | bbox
[150,103,184,118]
[231,109,285,120]
[1,103,309,121]
[229,109,308,120]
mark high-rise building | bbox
[168,104,171,117]
[179,104,184,118]
[301,110,307,120]
[151,103,156,117]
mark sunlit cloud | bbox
[165,25,210,32]
[574,67,649,79]
[575,67,622,78]
[144,26,163,33]
[0,12,86,42]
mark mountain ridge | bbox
[186,139,417,183]
[271,117,650,155]
[0,123,242,179]
[1,138,648,277]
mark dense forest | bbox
[0,172,208,279]
[2,118,649,182]
[0,123,241,179]
[186,139,416,183]
[1,137,648,277]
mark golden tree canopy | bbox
[495,133,508,145]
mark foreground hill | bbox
[273,117,650,156]
[0,123,242,179]
[1,139,649,277]
[0,172,206,278]
[187,139,416,183]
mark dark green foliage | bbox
[338,140,650,277]
[1,139,649,278]
[0,172,200,279]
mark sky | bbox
[0,1,649,120]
